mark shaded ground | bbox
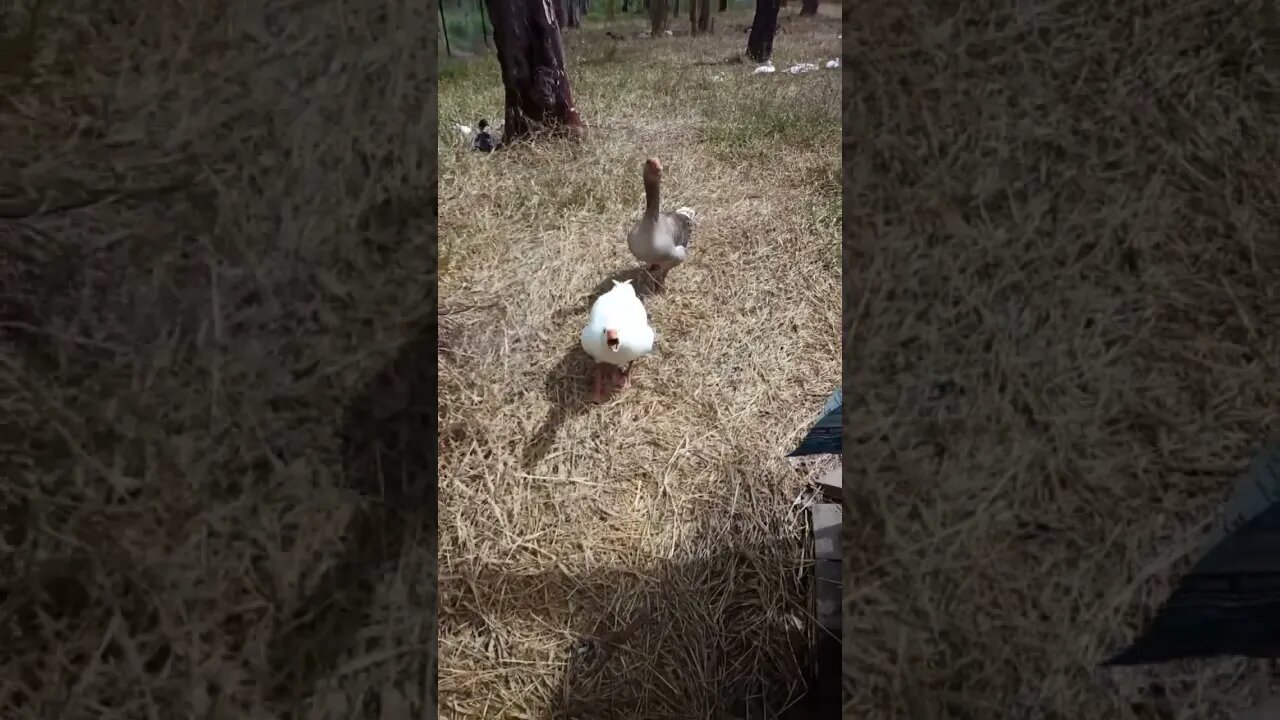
[437,7,841,719]
[1,0,437,717]
[845,0,1280,717]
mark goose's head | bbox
[643,157,662,183]
[477,118,490,132]
[605,328,620,351]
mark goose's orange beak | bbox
[605,329,620,351]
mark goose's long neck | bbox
[643,176,661,220]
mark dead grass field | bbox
[844,0,1280,718]
[1,0,439,717]
[437,8,840,720]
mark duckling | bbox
[472,119,495,153]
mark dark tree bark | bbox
[745,0,779,62]
[552,0,569,27]
[799,0,817,15]
[719,0,727,10]
[567,0,582,27]
[478,0,490,46]
[649,0,668,34]
[439,1,452,56]
[485,0,585,143]
[690,0,711,33]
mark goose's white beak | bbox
[605,329,620,351]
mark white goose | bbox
[580,279,655,402]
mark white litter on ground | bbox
[454,124,471,136]
[788,62,819,75]
[752,62,776,74]
[825,59,840,69]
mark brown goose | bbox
[626,158,695,283]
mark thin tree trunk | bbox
[485,0,586,143]
[649,0,667,34]
[478,0,490,46]
[553,0,569,27]
[799,0,817,15]
[673,0,679,19]
[719,0,727,10]
[696,0,711,32]
[567,0,581,27]
[745,0,779,62]
[607,0,616,19]
[439,1,452,56]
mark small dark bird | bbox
[606,31,625,41]
[472,119,495,153]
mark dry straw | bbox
[3,0,438,716]
[845,0,1280,716]
[438,6,841,719]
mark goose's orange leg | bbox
[590,363,607,403]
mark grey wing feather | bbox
[660,213,694,248]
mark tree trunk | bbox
[745,0,779,62]
[719,0,727,10]
[485,0,585,143]
[649,0,667,34]
[439,1,452,56]
[673,0,679,18]
[689,0,711,34]
[567,0,582,27]
[553,0,569,27]
[799,0,817,15]
[478,0,490,46]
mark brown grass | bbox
[845,0,1280,717]
[437,8,840,720]
[1,0,437,717]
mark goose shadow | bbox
[521,343,594,470]
[524,266,658,470]
[438,543,817,719]
[262,320,438,715]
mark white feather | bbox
[675,206,697,223]
[580,280,655,368]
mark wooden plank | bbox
[810,503,841,633]
[807,502,842,717]
[815,464,842,502]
